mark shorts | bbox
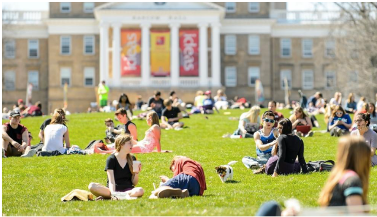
[161,173,200,196]
[6,144,23,157]
[117,187,133,192]
[168,121,178,126]
[100,99,107,107]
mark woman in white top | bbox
[42,112,70,154]
[235,106,261,138]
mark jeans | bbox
[242,153,272,169]
[256,201,281,216]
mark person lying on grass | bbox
[131,111,161,153]
[242,110,279,171]
[88,134,144,200]
[149,156,206,199]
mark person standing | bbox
[98,81,110,109]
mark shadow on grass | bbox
[224,180,240,184]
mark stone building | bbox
[3,2,354,113]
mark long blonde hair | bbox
[244,106,260,123]
[51,112,66,125]
[147,111,160,126]
[114,134,135,178]
[318,136,371,206]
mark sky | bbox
[2,2,339,11]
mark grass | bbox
[2,109,377,216]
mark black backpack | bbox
[307,160,335,172]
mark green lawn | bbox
[2,109,377,215]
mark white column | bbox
[211,22,221,87]
[198,23,208,87]
[141,23,151,87]
[112,22,122,87]
[99,22,109,84]
[170,23,180,86]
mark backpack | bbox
[307,160,335,172]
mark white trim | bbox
[28,70,39,90]
[4,71,16,91]
[60,67,71,87]
[225,2,236,13]
[83,35,95,55]
[60,2,71,13]
[83,2,95,13]
[302,39,313,58]
[3,25,49,39]
[225,34,236,55]
[83,67,95,87]
[280,70,292,90]
[325,71,336,89]
[280,38,291,58]
[60,36,71,55]
[46,19,99,35]
[248,3,260,13]
[302,70,314,90]
[248,67,260,87]
[248,35,260,55]
[4,40,15,59]
[225,66,237,87]
[28,39,39,59]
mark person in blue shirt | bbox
[345,93,357,114]
[329,105,352,137]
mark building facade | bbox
[3,2,349,113]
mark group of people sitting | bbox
[2,99,43,120]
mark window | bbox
[83,2,95,13]
[280,38,291,57]
[225,67,237,87]
[302,39,313,58]
[248,67,260,87]
[325,40,335,58]
[248,3,260,12]
[28,39,39,58]
[225,2,236,13]
[61,67,71,86]
[225,35,237,55]
[28,71,39,90]
[302,70,313,90]
[5,40,15,58]
[4,71,15,90]
[349,71,358,83]
[84,35,95,55]
[248,35,260,55]
[325,71,336,89]
[60,2,71,13]
[84,67,95,86]
[61,36,71,55]
[280,70,292,90]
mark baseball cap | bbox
[18,99,24,103]
[10,110,21,117]
[205,90,211,95]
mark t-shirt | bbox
[202,98,215,110]
[148,97,165,114]
[307,96,317,108]
[4,123,27,145]
[330,114,352,130]
[43,124,67,154]
[238,113,260,129]
[98,85,109,100]
[328,171,364,206]
[162,107,181,123]
[329,98,340,106]
[346,101,357,111]
[105,127,118,142]
[105,154,133,191]
[194,95,206,107]
[28,105,42,116]
[40,118,52,131]
[275,135,308,174]
[351,128,377,166]
[117,121,136,136]
[273,112,284,128]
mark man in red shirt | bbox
[268,101,284,128]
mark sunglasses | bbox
[264,118,275,123]
[355,119,364,123]
[335,112,343,115]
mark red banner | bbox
[179,29,199,77]
[121,29,141,77]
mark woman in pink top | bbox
[131,111,161,153]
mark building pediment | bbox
[95,2,223,11]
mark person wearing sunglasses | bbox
[242,111,279,172]
[350,113,377,166]
[329,105,352,137]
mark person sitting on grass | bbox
[345,93,357,114]
[190,90,206,114]
[131,111,161,153]
[104,118,118,144]
[318,136,371,211]
[289,106,313,137]
[116,93,133,117]
[265,119,308,177]
[350,113,377,167]
[39,108,66,142]
[160,99,184,130]
[268,101,284,128]
[115,108,137,140]
[201,90,218,114]
[42,111,71,155]
[148,91,165,119]
[2,110,35,157]
[242,111,279,171]
[88,134,144,200]
[233,106,261,138]
[169,91,189,117]
[149,156,206,199]
[329,105,352,137]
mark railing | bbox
[150,77,171,87]
[2,11,48,24]
[120,78,141,87]
[118,77,205,88]
[179,77,200,87]
[270,10,341,23]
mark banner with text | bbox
[121,29,141,77]
[179,29,199,76]
[151,30,170,77]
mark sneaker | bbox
[305,131,314,137]
[337,128,343,137]
[296,131,303,137]
[253,165,266,174]
[222,133,231,138]
[2,149,7,158]
[332,129,339,137]
[174,127,183,131]
[249,162,260,170]
[158,188,187,199]
[21,149,37,157]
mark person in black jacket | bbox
[265,118,308,177]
